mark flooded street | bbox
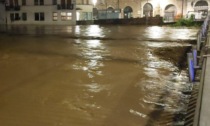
[0,25,198,126]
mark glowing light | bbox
[152,0,160,6]
[76,12,80,21]
[92,0,97,6]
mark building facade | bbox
[0,1,5,24]
[3,0,76,25]
[94,0,210,21]
[1,0,210,25]
[76,0,94,20]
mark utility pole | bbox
[117,0,119,9]
[106,2,107,19]
[181,0,184,18]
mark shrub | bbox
[173,14,196,27]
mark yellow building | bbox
[94,0,210,21]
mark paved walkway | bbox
[198,37,210,126]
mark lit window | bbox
[61,12,66,21]
[61,12,72,21]
[67,12,72,20]
[53,12,58,21]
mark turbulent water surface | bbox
[0,25,198,126]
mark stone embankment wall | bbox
[77,17,163,25]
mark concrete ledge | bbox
[199,55,210,126]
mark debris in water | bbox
[129,109,147,118]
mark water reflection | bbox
[146,26,164,39]
[85,25,105,37]
[72,38,108,99]
[74,25,80,34]
[87,40,101,48]
[66,26,73,33]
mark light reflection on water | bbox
[146,26,165,39]
[0,25,199,126]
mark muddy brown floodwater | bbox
[0,25,198,126]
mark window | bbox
[22,0,26,5]
[67,12,72,20]
[53,12,58,21]
[61,0,65,5]
[34,12,45,21]
[52,0,57,5]
[9,0,13,6]
[34,0,38,5]
[10,13,20,21]
[10,13,14,21]
[34,0,44,5]
[15,13,19,20]
[22,13,27,21]
[61,12,72,21]
[61,12,66,21]
[8,0,19,6]
[14,0,18,6]
[40,0,44,5]
[67,0,71,4]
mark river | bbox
[0,25,198,126]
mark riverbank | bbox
[153,45,194,70]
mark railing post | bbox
[197,30,201,51]
[187,53,195,82]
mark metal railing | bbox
[186,14,210,126]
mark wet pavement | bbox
[0,25,199,126]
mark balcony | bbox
[5,5,21,11]
[57,4,74,10]
[67,4,74,10]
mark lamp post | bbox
[117,0,119,9]
[105,0,107,20]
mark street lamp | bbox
[182,0,184,18]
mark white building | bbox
[4,0,76,25]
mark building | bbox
[0,0,5,24]
[94,0,210,21]
[76,0,94,21]
[3,0,76,25]
[1,0,210,25]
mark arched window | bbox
[143,3,153,17]
[194,0,208,19]
[124,6,133,19]
[107,7,114,13]
[164,4,177,22]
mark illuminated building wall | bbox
[94,0,210,21]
